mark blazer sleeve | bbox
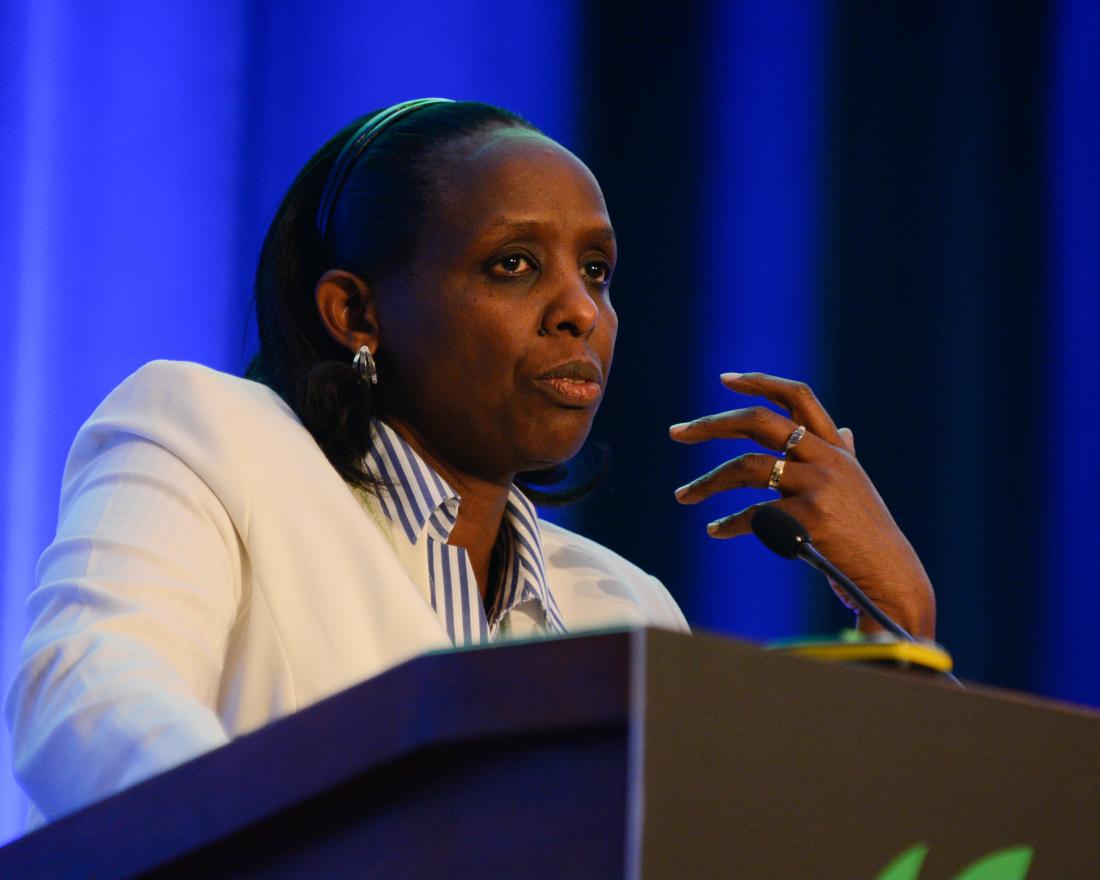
[4,363,247,823]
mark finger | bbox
[719,372,843,446]
[706,499,809,539]
[838,426,856,455]
[669,406,794,446]
[670,406,829,461]
[675,454,807,504]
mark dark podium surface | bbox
[2,628,1098,879]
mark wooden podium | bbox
[1,629,1097,878]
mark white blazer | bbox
[5,361,688,824]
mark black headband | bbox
[315,97,455,246]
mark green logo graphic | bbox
[874,843,1034,880]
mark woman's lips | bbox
[535,360,604,406]
[536,376,602,405]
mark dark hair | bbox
[247,100,604,504]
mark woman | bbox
[5,99,934,826]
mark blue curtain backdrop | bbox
[1042,0,1100,704]
[688,0,830,638]
[0,0,1096,844]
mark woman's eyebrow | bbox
[484,218,617,244]
[590,225,617,245]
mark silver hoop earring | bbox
[352,345,378,385]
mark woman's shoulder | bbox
[537,518,689,632]
[536,518,646,575]
[66,360,317,501]
[80,359,305,449]
[60,360,350,548]
[98,359,291,417]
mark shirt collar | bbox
[365,419,455,543]
[364,419,563,633]
[493,490,566,633]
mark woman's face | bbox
[373,127,618,483]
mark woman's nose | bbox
[541,271,600,338]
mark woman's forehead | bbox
[434,128,609,230]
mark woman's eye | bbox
[583,260,612,285]
[492,254,535,275]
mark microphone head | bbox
[750,506,811,560]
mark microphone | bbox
[751,506,914,642]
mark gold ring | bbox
[784,425,807,455]
[768,458,786,491]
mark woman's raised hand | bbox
[669,372,935,639]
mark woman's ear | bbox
[314,270,381,355]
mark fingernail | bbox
[707,520,721,535]
[720,372,743,382]
[668,422,690,434]
[674,483,691,498]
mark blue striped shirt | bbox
[362,419,567,647]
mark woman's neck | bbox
[382,417,512,601]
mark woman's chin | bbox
[516,428,593,473]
